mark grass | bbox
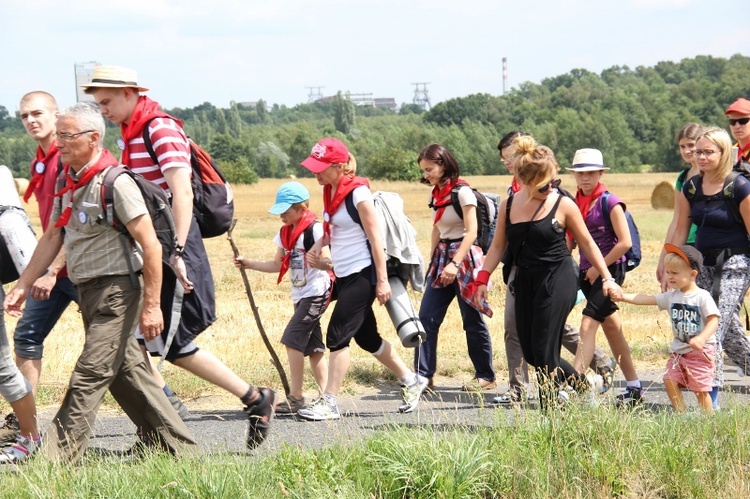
[3,172,749,496]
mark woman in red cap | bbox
[296,138,428,421]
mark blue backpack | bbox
[601,191,641,272]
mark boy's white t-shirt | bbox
[655,288,720,354]
[273,221,331,303]
[329,185,377,278]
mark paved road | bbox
[32,366,749,458]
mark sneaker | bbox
[398,375,429,413]
[0,434,40,464]
[243,387,276,449]
[0,414,20,444]
[586,373,604,394]
[297,397,340,421]
[557,386,575,405]
[167,394,190,419]
[275,394,306,415]
[426,377,435,393]
[462,378,497,393]
[493,390,536,405]
[615,385,644,408]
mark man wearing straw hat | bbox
[82,66,275,450]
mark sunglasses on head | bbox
[538,178,562,193]
[729,117,750,126]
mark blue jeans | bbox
[415,276,494,381]
[13,277,78,359]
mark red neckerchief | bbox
[431,178,467,225]
[323,175,369,236]
[119,96,177,166]
[510,177,522,194]
[738,141,750,161]
[54,150,118,228]
[277,210,318,284]
[575,182,608,222]
[24,143,59,203]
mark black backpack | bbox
[141,117,234,238]
[601,192,642,272]
[100,165,178,286]
[684,159,750,225]
[429,183,500,254]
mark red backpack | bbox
[142,118,234,238]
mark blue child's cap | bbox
[269,182,310,215]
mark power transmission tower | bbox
[305,86,325,103]
[411,82,431,110]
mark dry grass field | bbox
[1,172,695,413]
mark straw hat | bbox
[80,66,149,92]
[566,148,610,172]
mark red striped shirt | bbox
[123,117,191,194]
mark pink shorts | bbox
[663,344,716,392]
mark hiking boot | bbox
[297,397,340,421]
[243,388,276,449]
[167,394,190,419]
[0,414,20,444]
[275,394,306,415]
[462,378,497,393]
[615,385,644,408]
[0,434,40,464]
[398,375,429,413]
[426,377,435,393]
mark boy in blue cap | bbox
[235,182,332,413]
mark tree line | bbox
[1,54,748,183]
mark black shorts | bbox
[326,266,383,353]
[579,262,626,323]
[281,291,330,355]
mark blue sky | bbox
[1,0,746,112]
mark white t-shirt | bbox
[273,221,331,303]
[655,288,719,354]
[433,185,477,240]
[329,185,377,278]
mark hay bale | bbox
[14,178,29,197]
[651,181,675,210]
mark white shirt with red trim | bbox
[124,117,191,194]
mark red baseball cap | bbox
[724,98,750,116]
[301,138,349,173]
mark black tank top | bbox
[506,195,569,269]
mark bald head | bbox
[20,91,58,111]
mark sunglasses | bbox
[538,178,562,193]
[729,117,750,126]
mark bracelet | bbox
[175,244,185,258]
[450,260,461,268]
[601,277,616,283]
[474,270,491,286]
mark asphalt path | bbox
[27,365,749,458]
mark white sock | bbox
[626,380,642,389]
[400,372,418,386]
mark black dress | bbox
[506,195,583,402]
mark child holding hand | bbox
[235,182,332,414]
[611,244,718,413]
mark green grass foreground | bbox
[3,402,749,498]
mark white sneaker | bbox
[398,375,429,413]
[0,434,40,464]
[297,397,340,421]
[557,386,575,405]
[586,373,605,394]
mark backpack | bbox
[429,183,501,254]
[141,118,234,238]
[684,159,750,226]
[100,166,179,285]
[601,191,642,272]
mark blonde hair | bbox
[664,252,692,271]
[336,153,358,177]
[698,126,734,179]
[290,200,310,210]
[514,136,559,190]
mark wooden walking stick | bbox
[227,219,290,395]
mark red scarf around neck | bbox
[574,182,608,222]
[24,143,59,203]
[277,210,318,284]
[323,175,370,236]
[510,177,522,195]
[739,141,750,161]
[431,178,467,225]
[54,150,118,228]
[119,96,178,166]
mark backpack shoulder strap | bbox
[450,187,465,221]
[140,117,161,164]
[101,165,130,232]
[601,191,613,228]
[505,192,514,222]
[344,191,363,230]
[723,171,743,224]
[303,221,318,252]
[676,167,690,186]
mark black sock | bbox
[241,387,257,406]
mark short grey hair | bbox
[58,102,106,148]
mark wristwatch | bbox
[450,260,461,268]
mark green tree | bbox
[228,101,242,138]
[334,91,355,134]
[215,108,227,135]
